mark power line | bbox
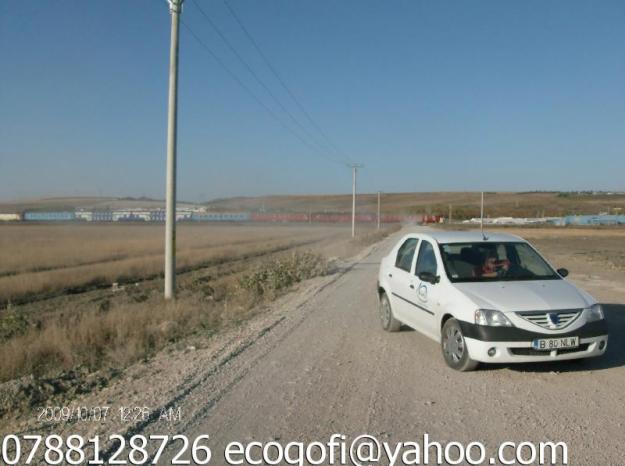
[189,0,343,163]
[222,0,352,164]
[180,19,346,166]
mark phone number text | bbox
[0,434,210,465]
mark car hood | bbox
[453,279,590,312]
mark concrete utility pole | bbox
[164,0,183,300]
[377,191,381,230]
[349,164,364,238]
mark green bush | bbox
[238,252,329,297]
[0,309,29,342]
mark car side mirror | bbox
[557,268,569,278]
[418,272,440,284]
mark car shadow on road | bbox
[483,303,625,373]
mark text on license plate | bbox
[532,336,579,350]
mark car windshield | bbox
[439,241,560,282]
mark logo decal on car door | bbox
[417,283,428,302]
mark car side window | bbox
[395,238,418,272]
[415,241,437,276]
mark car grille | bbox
[510,344,589,357]
[516,309,582,330]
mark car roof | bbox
[411,230,526,244]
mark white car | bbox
[377,231,608,371]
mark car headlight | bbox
[475,309,513,327]
[585,303,604,322]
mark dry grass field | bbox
[2,192,624,218]
[0,221,622,415]
[0,222,396,388]
[0,223,372,304]
[206,191,625,218]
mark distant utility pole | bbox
[448,204,452,225]
[349,163,364,238]
[377,191,381,230]
[480,192,485,239]
[164,0,183,300]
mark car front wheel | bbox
[441,318,479,371]
[379,292,401,332]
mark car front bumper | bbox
[459,320,609,364]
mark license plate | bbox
[532,336,579,351]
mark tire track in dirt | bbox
[1,237,325,309]
[97,242,387,461]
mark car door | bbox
[388,237,419,324]
[409,239,442,338]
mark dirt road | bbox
[128,227,624,465]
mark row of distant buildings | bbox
[2,209,624,226]
[0,209,438,224]
[462,215,625,226]
[10,208,248,223]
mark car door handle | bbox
[409,284,415,289]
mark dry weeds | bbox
[0,224,400,386]
[0,224,348,303]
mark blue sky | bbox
[1,0,624,202]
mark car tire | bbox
[379,292,401,332]
[441,318,479,371]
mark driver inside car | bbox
[475,250,510,278]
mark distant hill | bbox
[0,197,197,213]
[204,191,625,219]
[2,192,624,219]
